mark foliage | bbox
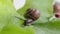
[0,0,60,34]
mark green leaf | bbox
[33,19,60,34]
[0,0,34,34]
[17,0,60,34]
[17,0,53,23]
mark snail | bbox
[24,8,40,26]
[16,8,40,26]
[53,2,60,18]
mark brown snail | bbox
[24,8,40,26]
[16,8,40,26]
[53,2,60,18]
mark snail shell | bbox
[53,3,60,18]
[24,8,40,26]
[26,8,40,20]
[53,3,60,13]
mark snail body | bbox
[24,19,33,26]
